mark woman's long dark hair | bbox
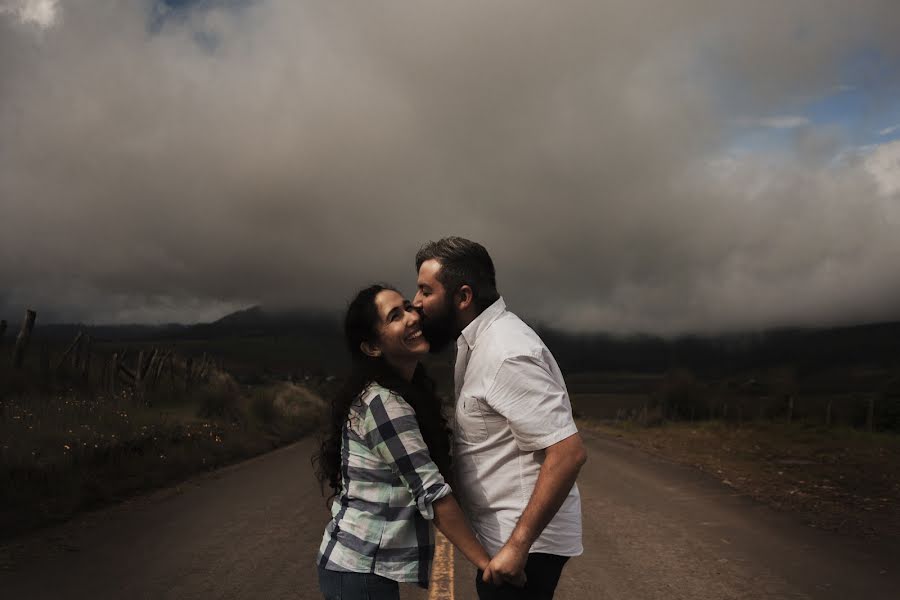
[314,284,452,501]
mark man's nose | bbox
[412,291,423,308]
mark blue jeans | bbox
[318,565,400,600]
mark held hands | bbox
[481,541,528,588]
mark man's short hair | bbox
[416,237,500,312]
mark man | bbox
[412,237,586,600]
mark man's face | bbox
[413,259,459,353]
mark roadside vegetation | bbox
[572,367,900,540]
[584,419,900,539]
[0,360,327,539]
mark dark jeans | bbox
[318,565,400,600]
[475,553,570,600]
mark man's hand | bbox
[482,542,527,587]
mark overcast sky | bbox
[2,0,900,334]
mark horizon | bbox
[6,302,900,343]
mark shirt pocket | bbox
[457,395,489,444]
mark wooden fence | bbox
[572,390,887,432]
[2,308,219,405]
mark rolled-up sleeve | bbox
[486,355,579,452]
[364,393,451,519]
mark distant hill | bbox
[540,321,900,375]
[176,305,340,340]
[23,305,340,342]
[10,305,344,376]
[13,307,900,375]
[29,322,188,342]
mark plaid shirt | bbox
[317,382,452,588]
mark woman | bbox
[315,284,492,599]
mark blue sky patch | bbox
[726,46,900,158]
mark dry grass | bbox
[581,418,900,540]
[0,368,326,539]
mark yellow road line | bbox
[429,531,455,600]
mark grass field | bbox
[568,366,900,430]
[0,362,327,539]
[581,418,900,540]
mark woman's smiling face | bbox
[369,289,430,369]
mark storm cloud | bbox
[2,0,900,333]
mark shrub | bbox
[251,392,278,426]
[654,369,708,421]
[195,377,243,422]
[878,378,900,432]
[196,391,240,421]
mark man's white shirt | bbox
[452,297,583,557]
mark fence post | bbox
[185,356,194,392]
[56,331,83,372]
[80,335,92,380]
[198,352,209,380]
[142,348,158,387]
[866,397,875,432]
[0,319,7,341]
[787,396,793,424]
[99,355,108,393]
[169,353,177,391]
[40,342,50,380]
[825,400,832,427]
[135,350,145,401]
[145,350,156,390]
[153,350,169,387]
[12,309,37,368]
[109,352,119,397]
[73,333,83,370]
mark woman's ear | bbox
[360,341,381,358]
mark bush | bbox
[196,386,242,422]
[878,379,900,432]
[195,372,243,420]
[641,405,667,427]
[251,392,278,426]
[654,369,708,421]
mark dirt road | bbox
[1,432,897,599]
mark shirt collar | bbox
[459,297,506,350]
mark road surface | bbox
[1,431,897,599]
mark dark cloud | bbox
[2,0,900,332]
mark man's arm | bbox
[483,432,587,585]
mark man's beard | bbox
[420,297,460,354]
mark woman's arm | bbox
[363,392,492,571]
[432,494,491,571]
